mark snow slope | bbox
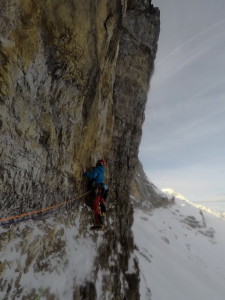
[0,207,106,299]
[133,194,225,300]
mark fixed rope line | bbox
[0,190,91,224]
[0,210,59,227]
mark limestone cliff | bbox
[131,161,172,210]
[0,0,160,298]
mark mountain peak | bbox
[162,188,188,201]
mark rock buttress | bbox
[104,1,160,298]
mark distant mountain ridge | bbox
[162,188,225,218]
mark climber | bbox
[83,159,108,227]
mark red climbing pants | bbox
[92,188,105,225]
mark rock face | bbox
[131,161,171,209]
[0,0,123,211]
[0,0,160,298]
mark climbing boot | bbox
[98,214,104,226]
[100,203,107,214]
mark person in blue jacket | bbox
[84,159,107,226]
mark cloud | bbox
[157,18,225,66]
[187,79,225,102]
[141,103,225,160]
[153,25,225,86]
[203,197,225,203]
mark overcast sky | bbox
[139,0,225,210]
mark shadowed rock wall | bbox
[107,3,160,298]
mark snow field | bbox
[133,197,225,300]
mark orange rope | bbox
[0,191,91,222]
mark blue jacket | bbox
[84,166,105,184]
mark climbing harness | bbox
[0,191,91,227]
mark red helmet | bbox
[96,159,106,167]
